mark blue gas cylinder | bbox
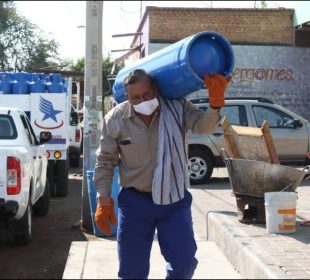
[47,73,64,93]
[38,73,45,81]
[26,73,34,83]
[12,72,29,94]
[0,74,12,94]
[87,168,120,237]
[30,73,46,93]
[62,78,67,93]
[112,31,235,103]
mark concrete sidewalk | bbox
[194,168,310,279]
[62,167,310,279]
[62,239,240,279]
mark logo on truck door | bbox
[34,96,64,129]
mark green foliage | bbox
[70,57,85,73]
[70,56,124,76]
[0,2,59,71]
[70,56,124,95]
[261,1,267,8]
[0,1,14,33]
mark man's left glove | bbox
[204,73,232,109]
[95,197,117,236]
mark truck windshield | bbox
[0,115,17,139]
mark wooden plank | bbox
[221,117,240,158]
[236,135,269,161]
[230,125,263,137]
[261,121,280,164]
[221,117,278,163]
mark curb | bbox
[207,211,291,279]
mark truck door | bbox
[19,114,43,201]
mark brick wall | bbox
[147,7,294,45]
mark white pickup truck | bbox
[0,107,51,245]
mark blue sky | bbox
[15,1,295,62]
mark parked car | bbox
[68,105,82,168]
[0,107,51,245]
[188,97,310,184]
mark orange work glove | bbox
[204,73,232,109]
[95,196,117,236]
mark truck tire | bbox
[47,160,57,197]
[69,147,80,168]
[10,199,32,246]
[33,180,50,217]
[188,147,214,185]
[55,159,69,197]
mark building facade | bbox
[127,7,310,120]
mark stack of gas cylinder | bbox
[0,72,67,94]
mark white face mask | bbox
[133,97,159,115]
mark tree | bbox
[70,56,124,95]
[70,56,124,76]
[0,2,59,71]
[261,1,267,8]
[0,1,14,33]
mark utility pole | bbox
[81,1,103,231]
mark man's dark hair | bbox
[123,69,156,88]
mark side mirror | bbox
[293,119,303,128]
[40,131,52,144]
[70,111,78,126]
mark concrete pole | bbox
[81,1,103,231]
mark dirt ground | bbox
[0,167,89,279]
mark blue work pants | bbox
[117,187,198,279]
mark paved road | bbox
[0,168,86,279]
[190,168,236,240]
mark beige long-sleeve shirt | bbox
[94,99,221,197]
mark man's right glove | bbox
[95,196,117,236]
[204,73,232,109]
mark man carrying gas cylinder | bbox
[94,68,231,279]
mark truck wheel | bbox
[69,147,80,168]
[188,148,214,185]
[47,160,57,197]
[55,159,69,197]
[10,200,32,246]
[33,180,50,217]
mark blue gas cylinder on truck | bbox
[112,31,235,103]
[47,73,64,93]
[29,73,46,93]
[0,73,12,94]
[12,72,30,94]
[26,73,34,83]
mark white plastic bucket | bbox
[264,192,297,234]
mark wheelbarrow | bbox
[223,157,310,198]
[221,149,310,223]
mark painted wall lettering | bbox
[232,68,294,83]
